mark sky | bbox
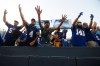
[0,0,100,38]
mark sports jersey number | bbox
[29,31,33,37]
[9,28,13,33]
[76,29,85,36]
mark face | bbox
[77,22,82,26]
[44,23,50,28]
[14,21,18,26]
[83,23,88,27]
[31,20,36,26]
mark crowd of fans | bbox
[0,5,100,47]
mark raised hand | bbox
[55,14,67,30]
[35,5,42,15]
[18,4,21,11]
[78,12,83,18]
[90,14,94,20]
[61,14,67,22]
[3,9,8,22]
[4,9,7,14]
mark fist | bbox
[78,12,83,17]
[79,12,83,15]
[4,9,7,14]
[90,14,94,19]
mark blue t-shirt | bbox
[83,27,97,41]
[5,22,22,41]
[18,33,27,46]
[25,24,40,45]
[96,30,100,35]
[62,29,67,39]
[71,25,86,46]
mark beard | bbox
[31,24,35,26]
[77,25,82,29]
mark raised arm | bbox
[3,9,8,23]
[73,12,83,25]
[18,4,27,26]
[35,5,43,30]
[55,14,67,30]
[89,14,94,28]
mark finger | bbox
[19,4,21,7]
[64,14,67,18]
[39,6,40,10]
[35,7,37,11]
[40,10,42,13]
[35,5,38,11]
[37,5,39,9]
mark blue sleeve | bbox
[25,24,30,29]
[36,28,40,35]
[71,25,76,31]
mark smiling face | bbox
[31,18,36,26]
[77,22,82,26]
[44,21,50,28]
[83,22,88,27]
[14,20,19,27]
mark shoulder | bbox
[49,28,55,31]
[5,22,13,27]
[34,26,39,31]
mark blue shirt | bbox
[83,27,97,41]
[96,30,100,35]
[25,24,40,45]
[62,29,67,39]
[18,33,27,46]
[71,25,86,46]
[5,22,22,41]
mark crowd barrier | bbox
[0,46,100,66]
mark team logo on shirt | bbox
[76,29,85,36]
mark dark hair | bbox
[44,20,50,24]
[77,22,82,23]
[14,20,19,24]
[31,18,36,22]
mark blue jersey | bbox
[62,29,67,39]
[18,33,27,46]
[25,24,39,45]
[5,22,22,40]
[96,30,100,35]
[83,27,97,41]
[71,25,86,46]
